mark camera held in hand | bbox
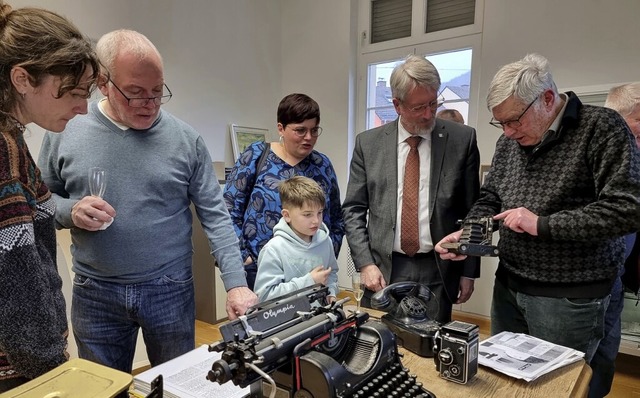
[441,217,499,257]
[433,320,479,384]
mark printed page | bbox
[478,332,584,382]
[134,345,249,398]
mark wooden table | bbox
[362,305,592,398]
[197,308,592,398]
[400,345,591,398]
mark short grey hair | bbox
[96,29,163,78]
[487,53,557,111]
[604,83,640,117]
[390,54,441,102]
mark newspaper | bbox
[130,345,249,398]
[478,331,584,382]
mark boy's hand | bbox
[310,265,332,285]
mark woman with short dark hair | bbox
[224,93,345,290]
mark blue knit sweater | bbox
[38,101,246,290]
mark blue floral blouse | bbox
[223,141,345,264]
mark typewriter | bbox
[207,284,436,398]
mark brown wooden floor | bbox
[609,353,640,397]
[188,290,640,397]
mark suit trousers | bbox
[362,251,452,323]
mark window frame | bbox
[356,34,483,136]
[358,0,485,55]
[356,0,484,136]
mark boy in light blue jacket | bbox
[255,176,339,302]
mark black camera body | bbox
[441,217,499,257]
[433,320,479,384]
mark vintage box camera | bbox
[441,217,499,257]
[433,320,479,384]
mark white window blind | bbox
[426,0,475,33]
[370,0,412,44]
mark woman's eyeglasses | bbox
[289,126,323,137]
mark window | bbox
[365,48,472,129]
[356,1,483,135]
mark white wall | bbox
[13,0,285,369]
[280,0,358,291]
[17,0,283,164]
[477,0,640,158]
[15,0,640,321]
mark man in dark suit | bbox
[342,54,481,323]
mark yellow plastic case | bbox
[0,358,132,398]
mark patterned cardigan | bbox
[0,129,68,381]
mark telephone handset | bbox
[371,281,441,357]
[371,281,437,324]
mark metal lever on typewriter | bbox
[206,286,359,387]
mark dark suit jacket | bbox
[342,118,481,302]
[623,235,640,293]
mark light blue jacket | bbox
[255,217,339,301]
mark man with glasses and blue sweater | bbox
[38,29,257,377]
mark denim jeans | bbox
[588,276,623,398]
[491,278,608,363]
[71,262,195,373]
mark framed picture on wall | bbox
[229,124,269,160]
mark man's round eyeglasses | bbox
[109,79,172,108]
[289,126,323,137]
[489,97,538,129]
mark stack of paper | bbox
[477,331,584,382]
[130,345,249,398]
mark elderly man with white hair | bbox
[437,54,640,398]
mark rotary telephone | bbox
[371,281,441,357]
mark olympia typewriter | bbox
[206,284,436,398]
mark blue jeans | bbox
[71,263,195,373]
[491,278,608,362]
[588,276,623,398]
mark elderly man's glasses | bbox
[489,97,538,129]
[109,79,172,108]
[289,126,323,137]
[402,97,444,114]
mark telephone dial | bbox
[371,281,441,357]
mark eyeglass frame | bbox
[285,124,323,137]
[108,78,172,108]
[489,96,538,129]
[399,96,444,114]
